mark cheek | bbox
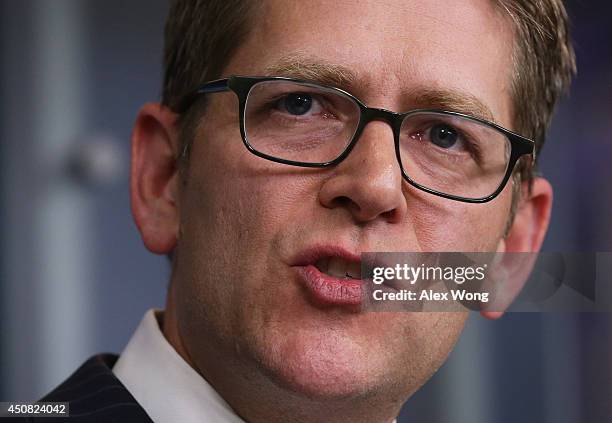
[188,118,316,223]
[404,184,512,251]
[177,129,319,302]
[464,186,514,249]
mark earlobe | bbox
[130,102,182,255]
[481,177,553,320]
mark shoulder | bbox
[1,354,154,423]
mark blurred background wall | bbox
[1,1,610,422]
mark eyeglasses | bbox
[178,76,534,203]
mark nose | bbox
[318,120,408,224]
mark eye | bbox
[430,124,459,149]
[279,93,314,116]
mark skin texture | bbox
[130,1,553,422]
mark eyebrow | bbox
[262,55,496,123]
[408,88,496,123]
[263,54,358,89]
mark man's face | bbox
[173,0,514,402]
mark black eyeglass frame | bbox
[178,75,535,203]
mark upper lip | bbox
[291,245,361,268]
[291,245,395,282]
[290,245,404,269]
[291,245,439,290]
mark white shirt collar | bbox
[113,309,244,423]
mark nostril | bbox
[381,207,400,222]
[331,195,354,209]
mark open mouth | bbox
[293,246,365,307]
[314,257,362,280]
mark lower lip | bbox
[296,264,363,306]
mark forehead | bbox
[223,0,515,127]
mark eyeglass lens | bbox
[243,80,511,200]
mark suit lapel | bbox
[40,354,154,423]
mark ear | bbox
[501,177,553,253]
[130,102,181,255]
[481,177,553,320]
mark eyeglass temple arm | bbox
[176,78,230,113]
[197,78,230,94]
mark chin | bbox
[256,328,392,401]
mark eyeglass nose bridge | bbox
[352,106,407,146]
[329,105,406,174]
[360,106,405,129]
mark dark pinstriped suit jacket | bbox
[1,354,153,423]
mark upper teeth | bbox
[315,257,361,279]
